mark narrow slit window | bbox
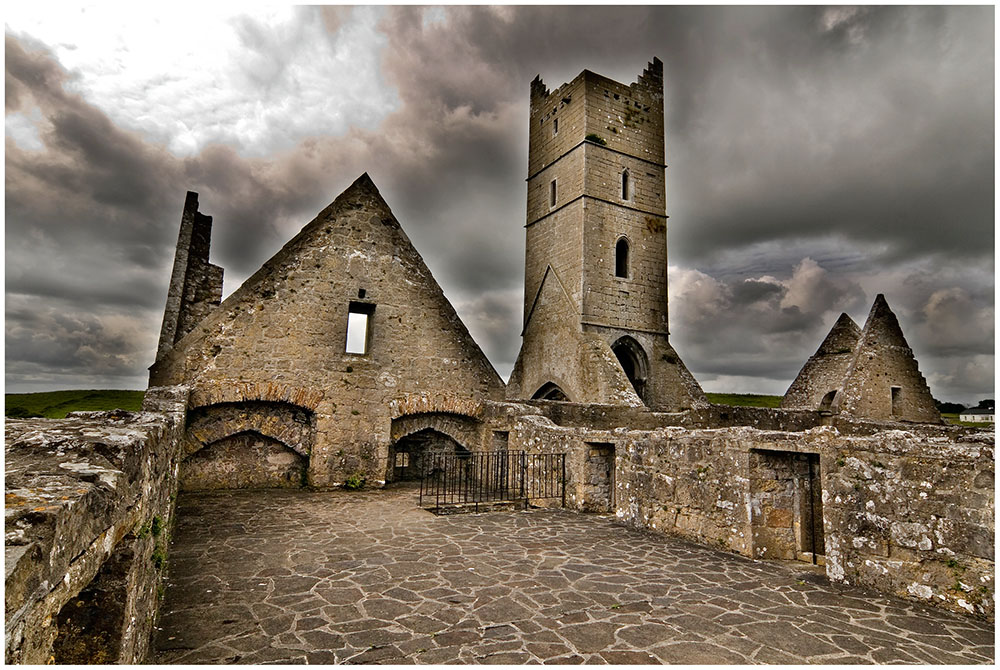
[621,170,630,200]
[553,118,559,135]
[550,179,557,207]
[615,237,629,278]
[345,302,375,354]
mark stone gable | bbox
[835,295,941,423]
[781,312,861,410]
[150,173,505,487]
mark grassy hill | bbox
[5,390,145,419]
[705,393,782,408]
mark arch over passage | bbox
[611,336,649,403]
[180,430,307,491]
[818,390,838,412]
[532,382,569,402]
[184,401,315,458]
[388,428,470,482]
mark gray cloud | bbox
[4,6,994,403]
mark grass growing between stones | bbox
[5,390,145,418]
[705,393,782,408]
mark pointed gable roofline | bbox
[834,294,941,423]
[151,173,504,391]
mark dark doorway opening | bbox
[611,336,648,403]
[532,382,569,401]
[389,428,466,482]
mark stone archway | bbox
[389,428,469,482]
[180,431,307,491]
[532,382,569,401]
[611,336,649,403]
[181,400,315,490]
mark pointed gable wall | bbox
[150,174,506,485]
[781,313,861,410]
[835,295,941,423]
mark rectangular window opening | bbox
[553,118,559,135]
[346,301,375,354]
[890,386,902,416]
[550,179,557,207]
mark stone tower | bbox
[507,58,705,411]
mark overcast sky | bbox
[5,5,995,404]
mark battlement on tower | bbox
[528,59,664,178]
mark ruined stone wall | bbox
[581,62,664,162]
[150,175,505,488]
[822,426,994,618]
[835,295,941,423]
[499,408,994,620]
[5,387,189,663]
[610,423,994,619]
[528,71,589,179]
[154,192,223,362]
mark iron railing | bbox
[419,450,565,513]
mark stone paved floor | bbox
[152,486,994,664]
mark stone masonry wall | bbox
[499,407,994,620]
[822,426,994,618]
[5,386,188,663]
[154,192,223,362]
[582,198,667,334]
[582,62,664,163]
[150,175,505,487]
[612,423,994,619]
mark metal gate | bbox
[419,450,565,513]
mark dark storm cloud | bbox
[5,6,994,400]
[5,34,339,388]
[668,258,869,384]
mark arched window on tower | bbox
[615,237,629,278]
[621,169,630,200]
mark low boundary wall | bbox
[4,387,188,663]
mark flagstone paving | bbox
[152,486,994,664]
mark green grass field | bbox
[705,393,783,408]
[5,390,145,419]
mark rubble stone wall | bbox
[149,176,505,487]
[610,423,995,619]
[4,387,189,664]
[502,410,995,620]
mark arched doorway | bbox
[611,336,648,403]
[532,382,569,401]
[389,428,469,482]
